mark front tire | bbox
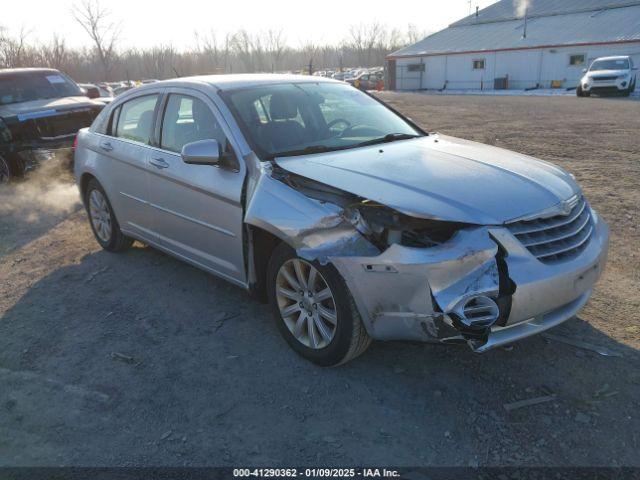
[0,154,23,184]
[267,243,371,366]
[84,178,133,252]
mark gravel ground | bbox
[0,93,638,467]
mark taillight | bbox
[72,135,78,151]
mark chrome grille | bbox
[507,196,593,264]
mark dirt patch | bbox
[0,94,638,467]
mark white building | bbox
[386,0,640,91]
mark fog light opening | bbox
[456,295,500,329]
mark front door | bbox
[146,89,247,285]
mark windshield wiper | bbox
[269,133,423,160]
[272,144,348,159]
[355,133,422,148]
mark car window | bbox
[224,83,422,159]
[160,94,228,154]
[91,106,111,135]
[590,58,630,71]
[0,71,83,106]
[115,94,159,144]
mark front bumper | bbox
[582,78,631,93]
[330,211,609,352]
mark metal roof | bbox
[453,0,640,26]
[390,0,640,58]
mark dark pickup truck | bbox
[0,68,105,183]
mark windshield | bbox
[222,82,424,159]
[590,59,630,71]
[0,71,83,106]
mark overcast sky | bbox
[3,0,499,50]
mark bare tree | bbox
[347,22,384,66]
[0,21,417,81]
[72,0,120,79]
[265,29,286,72]
[40,34,69,70]
[406,23,429,45]
[0,25,31,68]
[140,45,178,79]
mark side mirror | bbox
[181,139,220,166]
[582,69,587,74]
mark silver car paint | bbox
[75,75,609,353]
[275,134,581,225]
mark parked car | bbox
[79,83,101,99]
[0,68,105,183]
[74,75,609,366]
[577,55,637,97]
[97,84,115,97]
[346,71,384,90]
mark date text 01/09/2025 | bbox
[232,468,401,477]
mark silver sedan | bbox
[74,75,609,366]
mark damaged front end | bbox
[245,163,522,352]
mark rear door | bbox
[146,88,247,285]
[92,92,160,242]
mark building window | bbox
[473,59,486,70]
[407,63,425,72]
[569,54,586,66]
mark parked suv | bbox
[577,56,637,97]
[0,68,104,183]
[74,75,609,366]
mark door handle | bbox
[149,157,170,169]
[100,141,113,152]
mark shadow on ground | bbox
[1,244,638,467]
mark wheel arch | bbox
[79,172,97,205]
[246,224,283,303]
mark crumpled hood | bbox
[276,134,580,225]
[0,96,103,120]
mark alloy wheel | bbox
[275,258,337,349]
[89,189,112,242]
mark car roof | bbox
[134,74,342,92]
[0,67,63,77]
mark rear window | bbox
[114,95,159,144]
[0,71,83,106]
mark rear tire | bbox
[84,178,133,252]
[267,243,371,366]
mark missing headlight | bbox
[353,202,470,250]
